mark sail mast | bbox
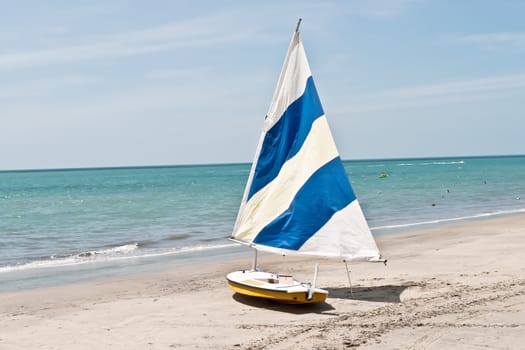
[295,18,302,33]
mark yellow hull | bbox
[226,272,327,304]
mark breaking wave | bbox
[0,242,237,274]
[420,160,465,165]
[371,208,525,231]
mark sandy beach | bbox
[1,214,524,349]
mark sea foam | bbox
[371,208,525,231]
[0,243,238,274]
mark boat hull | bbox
[226,270,327,304]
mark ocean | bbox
[1,155,524,291]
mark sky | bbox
[1,0,524,170]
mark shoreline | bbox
[1,213,524,349]
[2,208,524,293]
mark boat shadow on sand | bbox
[232,293,336,314]
[231,284,411,313]
[325,284,411,303]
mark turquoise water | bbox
[1,156,524,291]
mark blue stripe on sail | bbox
[253,157,356,250]
[247,76,324,200]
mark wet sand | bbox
[1,214,524,349]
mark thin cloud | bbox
[456,32,525,50]
[345,73,525,113]
[0,75,100,99]
[0,14,248,69]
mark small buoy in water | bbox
[432,203,436,207]
[379,172,388,178]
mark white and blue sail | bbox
[231,29,381,262]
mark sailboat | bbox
[226,19,384,304]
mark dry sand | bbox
[1,214,524,349]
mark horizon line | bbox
[1,153,524,173]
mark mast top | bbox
[295,18,302,33]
